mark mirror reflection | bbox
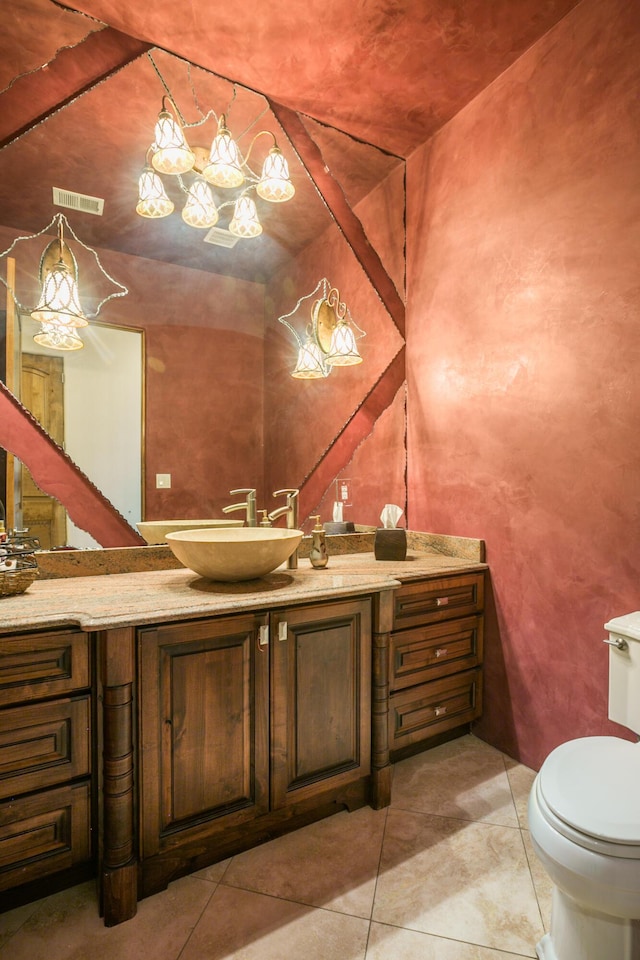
[0,46,406,549]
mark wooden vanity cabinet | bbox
[387,573,484,757]
[137,597,372,896]
[0,628,93,899]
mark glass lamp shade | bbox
[256,147,295,202]
[325,321,363,366]
[202,116,244,188]
[34,320,84,351]
[291,337,329,379]
[151,110,194,175]
[229,196,263,238]
[136,167,174,218]
[31,260,88,328]
[181,179,219,228]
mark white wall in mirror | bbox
[21,318,143,548]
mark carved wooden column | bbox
[371,589,394,808]
[97,627,137,925]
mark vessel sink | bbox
[165,527,304,581]
[137,519,243,545]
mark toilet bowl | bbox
[528,612,640,960]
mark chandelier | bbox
[136,56,295,238]
[0,212,128,351]
[278,279,365,379]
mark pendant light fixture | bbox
[151,99,195,175]
[277,278,365,380]
[136,53,295,241]
[202,114,244,188]
[0,213,129,353]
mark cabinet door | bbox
[138,613,269,860]
[271,598,371,809]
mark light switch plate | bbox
[156,473,171,489]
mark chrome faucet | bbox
[268,488,300,569]
[222,488,258,527]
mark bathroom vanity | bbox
[0,534,486,925]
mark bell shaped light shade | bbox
[151,109,194,175]
[291,336,328,379]
[34,320,84,351]
[256,147,295,203]
[228,196,262,238]
[181,179,219,228]
[325,320,363,366]
[31,258,88,328]
[202,115,244,188]
[136,167,174,218]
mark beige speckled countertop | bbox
[0,549,487,633]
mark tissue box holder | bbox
[374,528,407,561]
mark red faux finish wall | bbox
[264,168,406,527]
[0,225,265,524]
[406,0,640,769]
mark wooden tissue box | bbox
[374,528,407,561]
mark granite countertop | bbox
[0,550,487,633]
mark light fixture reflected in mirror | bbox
[136,53,295,240]
[278,278,365,379]
[0,212,129,352]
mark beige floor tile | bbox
[521,829,553,932]
[366,921,533,958]
[373,808,542,957]
[0,875,214,960]
[0,900,40,949]
[504,758,537,829]
[181,883,369,960]
[391,735,519,828]
[191,856,233,883]
[223,806,387,917]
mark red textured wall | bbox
[406,0,640,769]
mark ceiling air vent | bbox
[203,226,239,249]
[52,187,104,216]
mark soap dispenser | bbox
[309,515,328,569]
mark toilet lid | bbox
[539,737,640,849]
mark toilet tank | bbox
[604,611,640,735]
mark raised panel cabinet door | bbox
[138,613,269,860]
[271,598,372,809]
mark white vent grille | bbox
[203,226,239,248]
[52,187,104,216]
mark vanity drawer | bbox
[388,669,483,752]
[0,696,91,800]
[390,615,483,692]
[0,781,91,892]
[392,574,484,631]
[0,630,90,706]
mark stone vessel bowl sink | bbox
[137,519,243,545]
[165,527,304,582]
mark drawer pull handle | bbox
[434,705,447,717]
[278,622,288,642]
[436,597,449,606]
[435,648,448,658]
[258,625,269,650]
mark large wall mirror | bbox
[0,41,406,549]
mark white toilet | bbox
[528,611,640,960]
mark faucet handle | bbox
[272,488,298,500]
[230,487,256,498]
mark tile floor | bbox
[0,734,552,959]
